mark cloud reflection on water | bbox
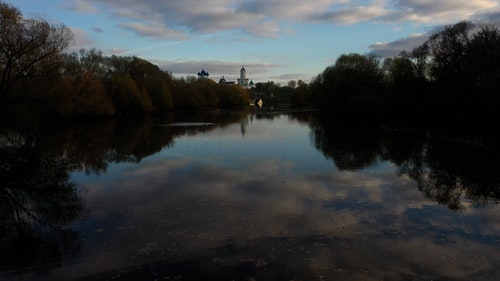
[2,114,500,280]
[7,112,496,280]
[67,129,499,280]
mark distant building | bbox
[237,66,250,89]
[197,69,209,79]
[200,67,254,88]
[218,76,235,85]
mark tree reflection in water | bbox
[0,131,83,276]
[1,110,499,279]
[415,130,500,210]
[309,116,500,210]
[0,110,249,277]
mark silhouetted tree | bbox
[426,21,475,94]
[128,57,174,111]
[312,53,383,114]
[408,20,500,118]
[468,24,500,101]
[193,78,220,108]
[291,80,312,107]
[382,56,419,88]
[408,44,431,81]
[0,1,73,105]
[56,49,115,116]
[217,83,249,107]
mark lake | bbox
[1,108,499,281]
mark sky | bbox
[7,0,500,84]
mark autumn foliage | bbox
[3,0,500,122]
[0,1,251,117]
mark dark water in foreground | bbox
[1,109,499,280]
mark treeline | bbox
[309,115,500,210]
[58,51,249,115]
[311,21,500,123]
[251,80,313,108]
[3,0,500,121]
[0,2,249,117]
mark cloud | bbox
[309,0,499,25]
[68,28,95,52]
[119,22,187,40]
[152,59,283,79]
[309,0,391,24]
[92,27,103,33]
[84,0,276,39]
[389,0,499,23]
[67,0,99,13]
[369,33,429,57]
[107,48,129,55]
[67,29,128,55]
[368,6,500,58]
[74,0,500,40]
[473,8,500,23]
[270,73,313,82]
[237,0,335,20]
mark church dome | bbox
[198,69,209,76]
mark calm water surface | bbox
[1,109,499,280]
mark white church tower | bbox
[237,66,250,89]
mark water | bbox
[1,109,499,280]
